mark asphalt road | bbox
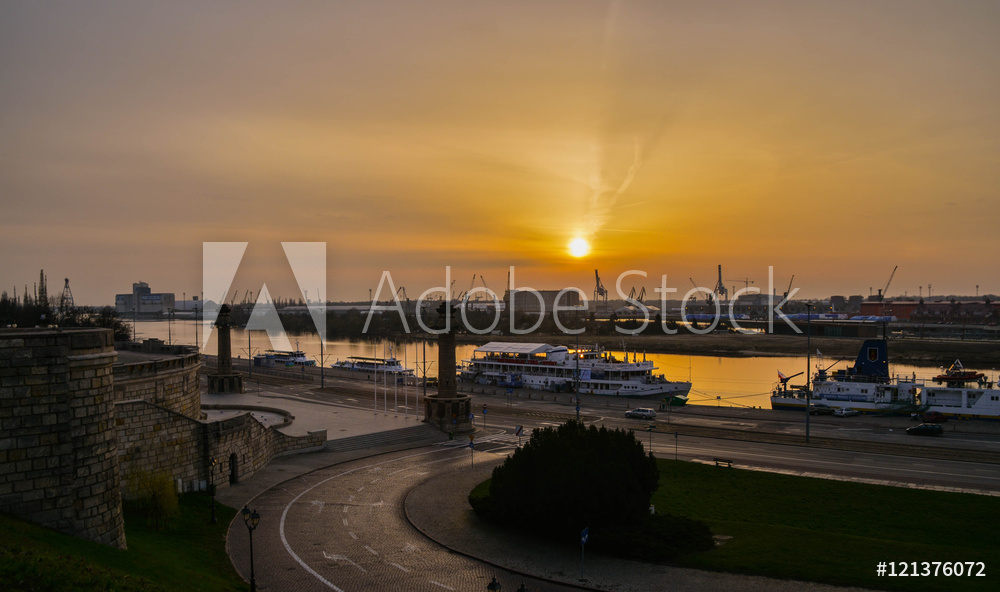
[228,443,581,592]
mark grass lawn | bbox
[656,459,997,592]
[0,493,246,592]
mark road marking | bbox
[342,506,349,513]
[349,532,357,540]
[390,562,411,573]
[310,500,324,513]
[321,552,367,574]
[364,545,378,555]
[357,486,365,492]
[279,447,466,591]
[430,581,455,590]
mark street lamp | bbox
[805,302,812,443]
[487,576,502,591]
[241,505,261,592]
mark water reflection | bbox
[131,320,991,410]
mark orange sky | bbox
[2,1,998,304]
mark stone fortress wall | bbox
[0,329,126,548]
[2,330,326,548]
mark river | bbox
[131,319,994,410]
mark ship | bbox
[254,349,316,366]
[770,340,1000,420]
[770,340,923,414]
[921,365,1000,420]
[459,341,691,402]
[331,356,414,376]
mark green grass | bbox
[656,459,998,591]
[0,493,245,592]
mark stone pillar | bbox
[0,328,126,549]
[423,304,473,433]
[218,305,233,375]
[207,304,243,394]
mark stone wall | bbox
[113,353,201,420]
[0,329,126,549]
[116,400,326,498]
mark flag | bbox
[817,349,823,356]
[778,370,787,381]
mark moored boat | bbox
[331,356,414,376]
[460,341,691,400]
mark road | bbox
[228,443,582,592]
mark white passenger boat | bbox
[459,342,691,401]
[331,356,414,376]
[258,349,316,366]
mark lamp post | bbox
[487,576,502,591]
[805,302,812,443]
[241,506,260,592]
[208,457,218,524]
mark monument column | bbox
[208,304,244,393]
[423,303,472,433]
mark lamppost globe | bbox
[242,506,260,592]
[487,576,502,591]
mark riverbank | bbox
[454,332,1000,367]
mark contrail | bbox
[584,138,643,240]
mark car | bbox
[906,423,944,436]
[809,404,835,415]
[922,411,947,423]
[833,407,859,417]
[625,408,657,420]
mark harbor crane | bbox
[627,286,647,304]
[783,275,795,300]
[713,265,729,301]
[877,265,898,301]
[395,286,409,303]
[727,277,755,295]
[456,274,477,301]
[594,270,608,305]
[690,278,714,304]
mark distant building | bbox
[115,281,175,316]
[504,289,583,315]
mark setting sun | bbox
[568,237,590,258]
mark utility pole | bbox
[805,303,812,443]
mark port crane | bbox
[783,275,795,300]
[690,278,714,304]
[395,286,409,303]
[727,277,755,292]
[594,270,608,305]
[627,286,647,304]
[713,265,728,301]
[877,265,898,301]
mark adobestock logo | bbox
[202,242,326,350]
[366,266,804,336]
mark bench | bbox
[713,458,734,468]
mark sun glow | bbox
[568,237,590,258]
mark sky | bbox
[2,0,999,305]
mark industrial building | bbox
[115,281,175,317]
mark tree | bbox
[486,420,658,539]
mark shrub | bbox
[125,470,180,530]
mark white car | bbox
[833,407,859,417]
[625,408,657,420]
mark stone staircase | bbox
[323,424,448,453]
